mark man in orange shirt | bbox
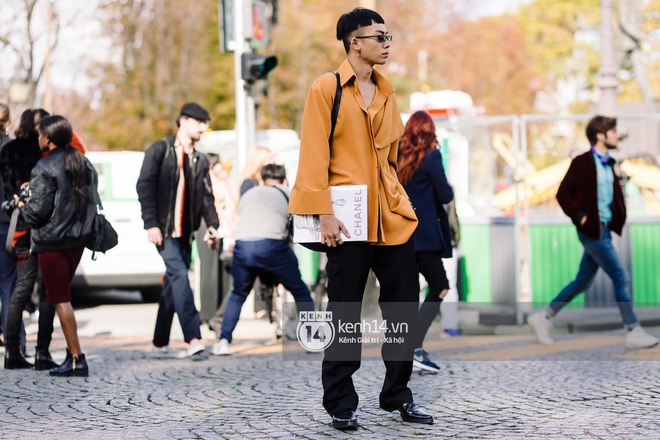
[289,7,432,430]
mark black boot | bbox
[4,346,34,370]
[34,348,59,371]
[49,350,88,377]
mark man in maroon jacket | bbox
[528,115,658,349]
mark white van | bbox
[73,151,165,301]
[195,129,302,187]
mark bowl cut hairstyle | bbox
[336,8,385,53]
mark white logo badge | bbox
[296,311,335,352]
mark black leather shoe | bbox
[49,350,88,377]
[382,402,434,424]
[331,409,359,430]
[34,349,59,371]
[4,348,34,370]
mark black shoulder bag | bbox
[288,71,342,252]
[86,169,119,260]
[4,210,31,262]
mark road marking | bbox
[612,346,660,360]
[361,335,534,357]
[444,335,626,360]
[424,335,534,350]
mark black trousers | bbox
[6,254,55,352]
[414,251,449,348]
[196,220,224,322]
[321,239,419,415]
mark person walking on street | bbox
[527,115,659,349]
[212,164,314,356]
[203,155,237,335]
[18,115,97,376]
[2,109,60,370]
[0,109,49,358]
[0,103,11,147]
[0,104,17,352]
[239,146,273,196]
[397,111,454,374]
[195,154,225,326]
[136,103,220,359]
[289,8,433,430]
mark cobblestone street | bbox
[3,308,660,439]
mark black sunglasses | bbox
[355,34,392,43]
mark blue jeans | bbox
[153,238,201,346]
[220,239,314,342]
[0,222,18,341]
[546,225,638,328]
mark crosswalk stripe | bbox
[612,346,660,360]
[443,335,626,360]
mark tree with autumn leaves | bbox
[17,0,658,150]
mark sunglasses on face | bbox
[355,34,393,43]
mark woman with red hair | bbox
[397,110,454,374]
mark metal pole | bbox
[43,0,53,112]
[598,0,618,117]
[512,117,523,325]
[520,116,531,312]
[234,0,248,179]
[246,94,256,151]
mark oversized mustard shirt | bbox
[289,60,418,245]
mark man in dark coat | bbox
[137,102,220,359]
[527,115,658,349]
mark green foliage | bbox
[73,0,660,149]
[517,0,600,96]
[86,0,236,150]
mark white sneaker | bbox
[527,312,554,345]
[626,326,659,349]
[212,338,230,356]
[151,344,176,358]
[187,339,205,357]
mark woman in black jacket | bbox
[397,111,455,374]
[18,115,96,377]
[1,108,58,370]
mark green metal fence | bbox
[630,221,660,306]
[529,223,584,308]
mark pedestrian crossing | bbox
[54,329,660,360]
[442,335,626,360]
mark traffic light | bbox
[241,53,278,83]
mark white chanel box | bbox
[293,185,367,243]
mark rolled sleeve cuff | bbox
[289,187,334,215]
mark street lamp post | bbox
[233,0,248,179]
[597,0,618,117]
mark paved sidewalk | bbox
[3,304,660,439]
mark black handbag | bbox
[289,70,342,253]
[86,172,118,260]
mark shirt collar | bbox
[175,136,194,154]
[337,59,393,96]
[590,146,614,166]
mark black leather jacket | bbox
[19,147,97,253]
[0,133,42,224]
[136,136,218,240]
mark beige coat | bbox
[289,60,417,245]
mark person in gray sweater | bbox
[212,164,314,355]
